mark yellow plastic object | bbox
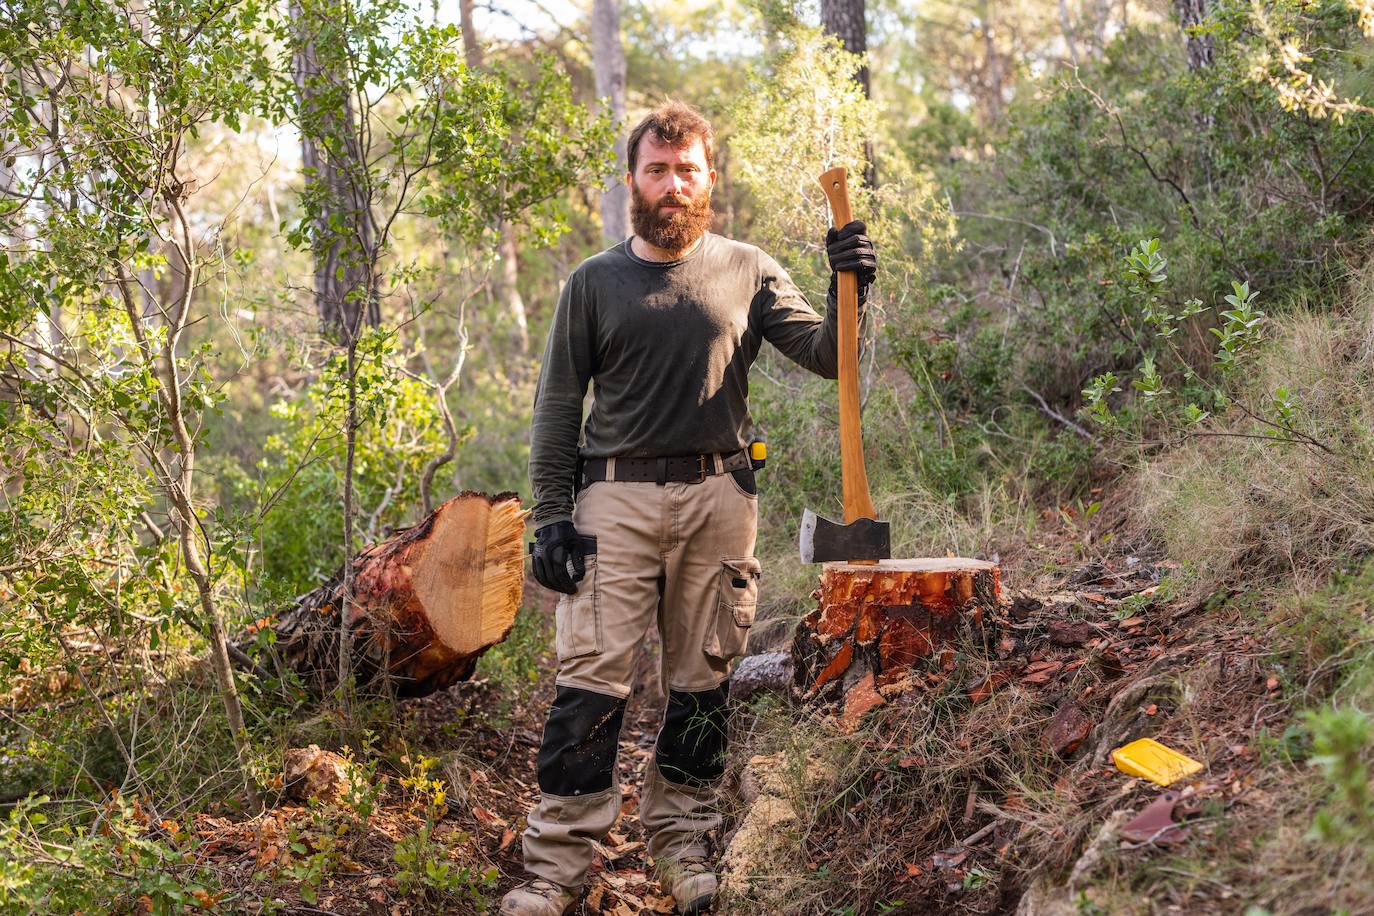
[1112,738,1203,786]
[750,440,767,462]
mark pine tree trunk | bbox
[592,0,628,242]
[458,0,530,359]
[792,559,1002,706]
[1175,0,1214,71]
[290,0,377,342]
[821,0,874,186]
[255,491,528,698]
[821,0,868,96]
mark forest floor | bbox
[175,484,1344,915]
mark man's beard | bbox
[630,181,712,253]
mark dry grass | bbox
[1136,266,1374,594]
[1138,258,1374,600]
[711,263,1374,914]
[1064,265,1374,914]
[720,628,1064,915]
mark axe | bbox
[799,167,891,565]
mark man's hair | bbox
[626,101,715,176]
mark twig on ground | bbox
[959,819,999,847]
[1021,384,1099,443]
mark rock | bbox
[282,745,350,804]
[1046,703,1094,757]
[1047,619,1095,647]
[730,652,794,701]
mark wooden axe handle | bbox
[818,166,877,528]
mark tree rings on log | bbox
[792,558,1002,702]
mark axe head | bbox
[799,509,891,563]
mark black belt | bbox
[580,449,752,486]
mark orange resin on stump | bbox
[793,558,1002,700]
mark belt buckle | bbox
[696,453,708,483]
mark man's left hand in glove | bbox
[826,220,877,297]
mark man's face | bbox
[628,133,716,252]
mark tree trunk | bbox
[496,232,528,357]
[459,0,480,66]
[459,0,529,358]
[1059,0,1081,68]
[792,558,1002,716]
[821,0,874,187]
[256,491,528,698]
[821,0,868,96]
[592,0,628,243]
[977,4,1006,126]
[290,0,378,343]
[1175,0,1213,71]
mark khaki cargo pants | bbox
[522,460,760,890]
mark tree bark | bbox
[1059,0,1081,68]
[1175,0,1213,71]
[821,0,869,97]
[792,558,1003,706]
[459,0,481,66]
[458,0,529,357]
[290,0,378,343]
[255,491,528,698]
[592,0,628,243]
[977,3,1006,126]
[821,0,875,187]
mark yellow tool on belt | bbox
[749,440,767,468]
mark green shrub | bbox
[904,7,1374,475]
[252,330,451,595]
[0,795,223,915]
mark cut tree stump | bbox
[792,559,1003,709]
[250,491,527,698]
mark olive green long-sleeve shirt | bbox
[528,232,860,528]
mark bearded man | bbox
[502,101,877,916]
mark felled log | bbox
[254,491,527,698]
[792,559,1002,710]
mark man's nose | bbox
[670,173,687,193]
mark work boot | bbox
[499,878,576,916]
[656,854,717,914]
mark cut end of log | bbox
[414,493,527,656]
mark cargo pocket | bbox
[555,557,601,662]
[727,467,758,497]
[706,556,761,661]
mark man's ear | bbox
[708,169,717,192]
[624,171,632,187]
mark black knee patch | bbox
[537,686,627,796]
[656,684,730,787]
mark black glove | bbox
[529,520,587,595]
[826,220,877,296]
